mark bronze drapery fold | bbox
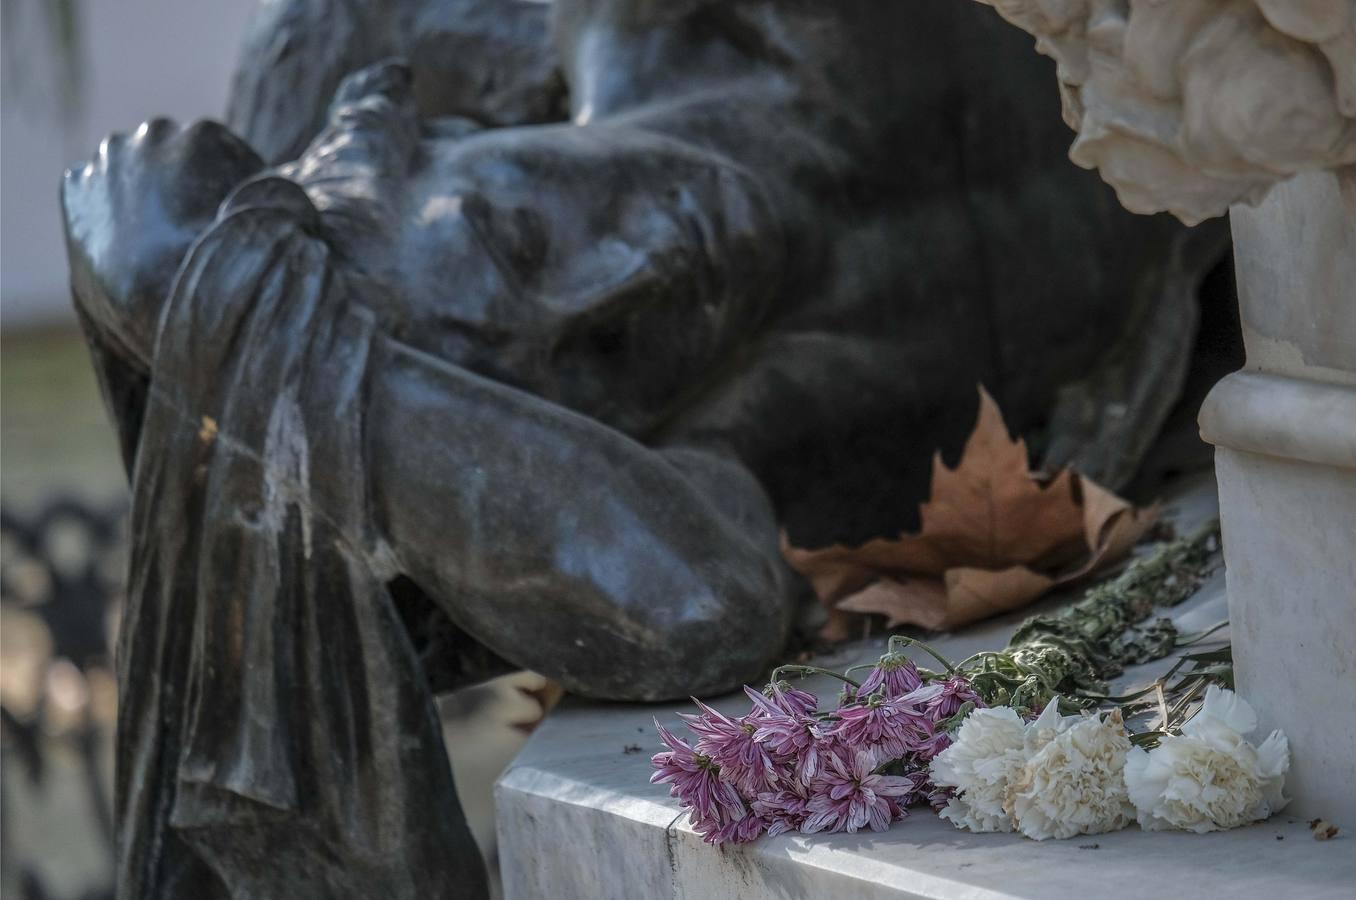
[107,195,486,898]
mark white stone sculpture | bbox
[979,0,1356,224]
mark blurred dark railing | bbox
[2,497,124,900]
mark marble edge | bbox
[496,761,684,831]
[501,760,1356,899]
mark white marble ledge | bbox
[499,700,1355,900]
[496,474,1356,898]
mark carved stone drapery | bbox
[980,0,1356,224]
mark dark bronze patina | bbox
[62,1,1226,895]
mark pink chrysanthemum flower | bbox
[924,676,984,719]
[652,661,986,845]
[682,699,781,795]
[702,809,766,844]
[858,653,923,698]
[753,786,812,837]
[829,691,932,759]
[925,783,954,812]
[885,793,917,822]
[753,681,818,717]
[910,722,955,763]
[748,685,808,721]
[746,687,832,787]
[802,750,919,834]
[651,720,745,824]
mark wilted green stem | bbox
[771,664,861,689]
[1176,619,1228,647]
[887,635,957,674]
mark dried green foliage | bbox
[947,522,1224,714]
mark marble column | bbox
[1199,169,1356,823]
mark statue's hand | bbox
[62,119,263,368]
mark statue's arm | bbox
[363,330,793,702]
[227,0,567,165]
[226,0,415,164]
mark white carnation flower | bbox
[1010,708,1135,841]
[1124,685,1289,833]
[932,700,1090,834]
[930,706,1027,832]
[1020,697,1078,754]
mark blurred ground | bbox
[1,328,125,513]
[0,325,539,899]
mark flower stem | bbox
[1128,729,1167,748]
[887,634,957,674]
[771,664,861,689]
[954,650,1007,671]
[1175,619,1228,647]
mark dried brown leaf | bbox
[785,386,1158,640]
[837,577,951,631]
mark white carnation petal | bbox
[1123,746,1156,806]
[1187,684,1257,737]
[1256,730,1290,814]
[1256,729,1289,779]
[940,797,1013,833]
[1030,698,1065,732]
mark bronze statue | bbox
[61,1,1227,895]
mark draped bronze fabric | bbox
[112,184,486,898]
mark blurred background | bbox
[1,3,541,897]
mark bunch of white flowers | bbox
[930,687,1287,840]
[931,707,1026,833]
[1124,685,1289,833]
[932,701,1132,840]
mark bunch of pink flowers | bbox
[650,643,983,844]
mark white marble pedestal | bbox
[496,477,1355,899]
[1200,169,1356,825]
